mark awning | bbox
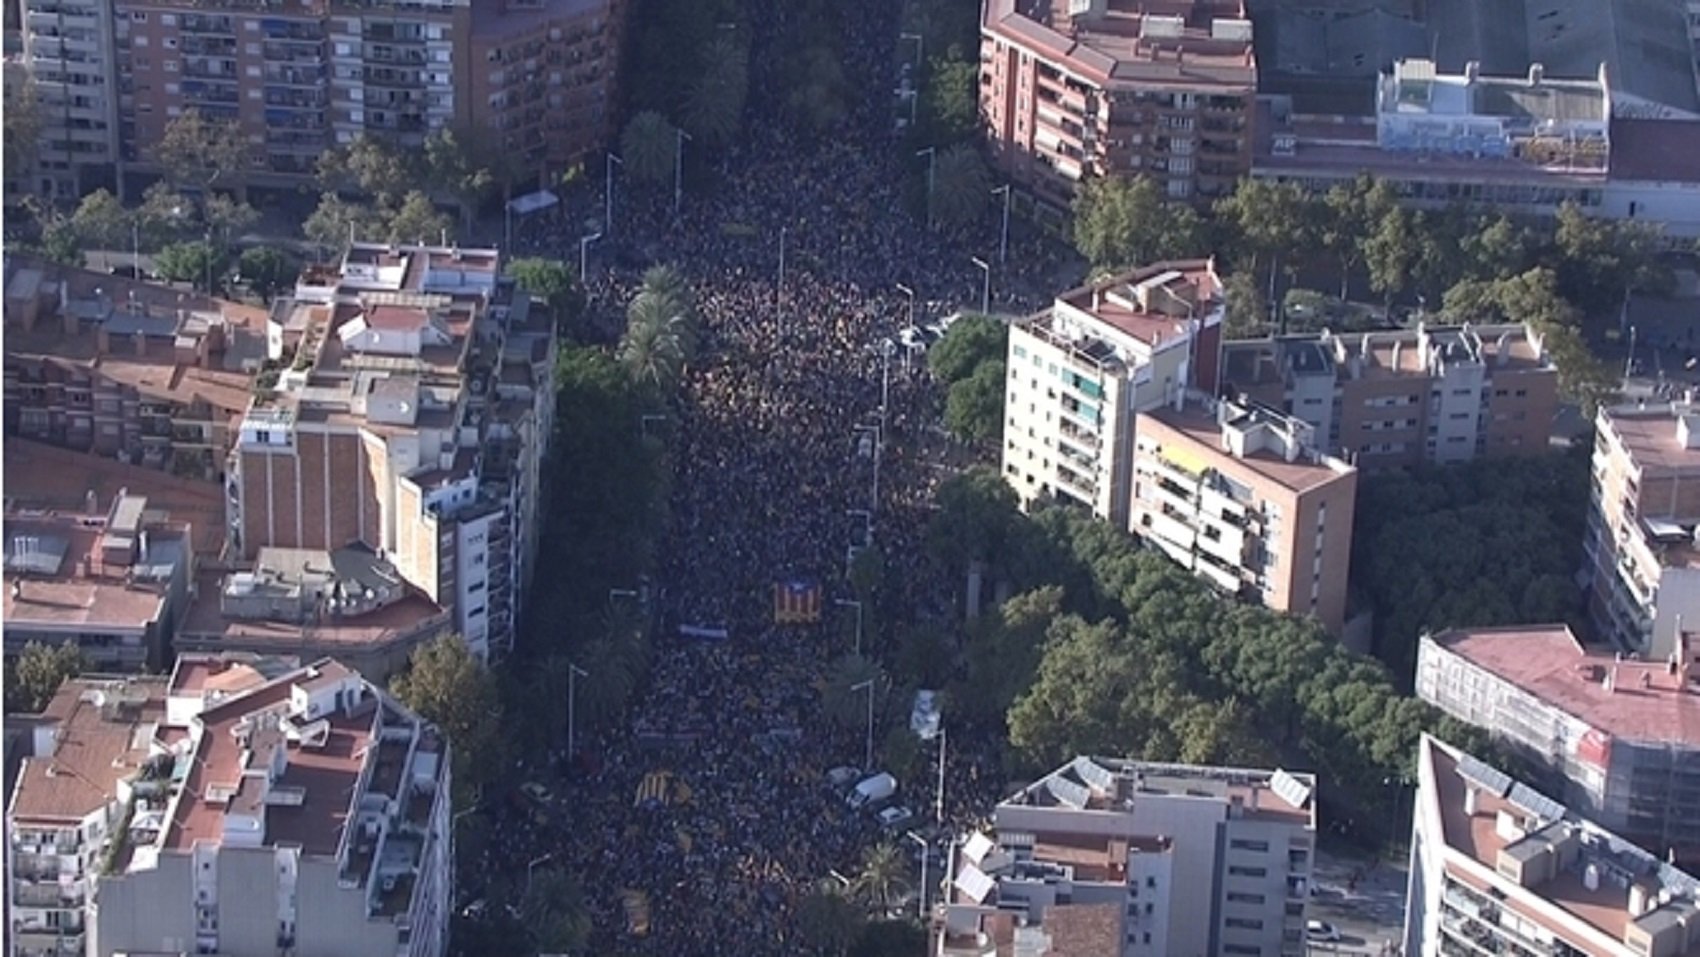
[506,190,559,215]
[954,863,995,903]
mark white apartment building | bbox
[19,0,121,199]
[943,756,1317,957]
[5,655,454,957]
[1002,260,1224,526]
[1583,398,1700,662]
[1404,735,1700,957]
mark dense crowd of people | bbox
[477,0,1079,950]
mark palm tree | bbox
[618,301,689,392]
[684,35,749,147]
[621,111,677,186]
[636,263,694,318]
[853,842,909,912]
[795,885,861,956]
[522,868,591,954]
[932,143,991,230]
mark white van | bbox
[847,772,897,809]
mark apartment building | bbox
[1002,260,1224,525]
[58,0,621,186]
[1417,625,1700,866]
[979,0,1256,219]
[1403,735,1700,957]
[227,242,557,660]
[18,0,121,198]
[1583,398,1700,661]
[944,756,1316,957]
[5,657,453,957]
[1132,393,1356,633]
[3,488,194,672]
[1219,323,1559,469]
[3,255,272,482]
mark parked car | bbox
[876,805,914,831]
[520,781,553,804]
[826,766,862,789]
[1306,919,1341,942]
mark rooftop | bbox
[8,675,168,823]
[1004,755,1317,828]
[1609,119,1700,184]
[1382,58,1608,125]
[984,0,1256,89]
[1601,399,1700,475]
[1429,625,1700,747]
[180,567,451,652]
[1221,323,1549,389]
[3,492,190,632]
[1018,261,1217,372]
[1,439,225,555]
[1141,397,1355,494]
[1423,735,1700,954]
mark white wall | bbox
[1602,180,1700,239]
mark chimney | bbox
[133,329,148,357]
[1464,61,1480,83]
[1606,666,1618,693]
[1464,786,1479,817]
[1528,62,1544,86]
[96,324,111,355]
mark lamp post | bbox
[854,422,881,512]
[906,830,932,922]
[900,32,923,71]
[935,724,947,825]
[834,598,864,656]
[640,413,667,438]
[852,678,876,771]
[777,225,787,324]
[526,852,554,894]
[879,339,895,431]
[992,184,1011,264]
[604,153,622,236]
[915,147,936,230]
[566,662,589,763]
[971,257,990,315]
[895,283,916,375]
[579,232,602,285]
[673,128,691,217]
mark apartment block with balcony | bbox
[224,242,557,661]
[1416,625,1700,867]
[944,756,1316,957]
[1584,398,1700,662]
[1132,393,1357,634]
[1219,323,1559,470]
[4,255,272,481]
[1002,260,1223,525]
[980,0,1256,219]
[19,0,120,199]
[1403,735,1700,957]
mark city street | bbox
[1307,850,1409,956]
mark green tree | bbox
[852,920,929,957]
[390,634,504,797]
[852,843,909,911]
[381,191,453,245]
[683,34,750,147]
[4,642,87,713]
[1363,205,1420,309]
[1460,214,1532,282]
[202,193,261,255]
[1073,175,1205,270]
[318,133,414,204]
[68,189,132,251]
[1320,174,1396,298]
[135,182,196,249]
[3,71,42,193]
[796,887,862,957]
[931,143,990,229]
[928,313,1007,384]
[237,247,298,302]
[155,109,249,190]
[1214,178,1315,300]
[302,192,382,253]
[955,586,1064,725]
[1551,202,1670,318]
[943,359,1005,444]
[621,111,678,187]
[153,240,226,292]
[1221,269,1268,338]
[1442,268,1613,414]
[921,58,978,144]
[520,868,591,955]
[507,257,577,317]
[423,128,499,226]
[620,292,694,392]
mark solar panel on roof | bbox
[955,864,996,904]
[1045,774,1090,810]
[1456,755,1514,797]
[1270,769,1312,810]
[1509,784,1566,824]
[1071,756,1115,793]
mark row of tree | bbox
[927,314,1008,444]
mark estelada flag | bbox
[773,579,822,624]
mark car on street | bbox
[847,771,898,809]
[899,326,928,351]
[876,805,914,830]
[1306,919,1341,942]
[520,781,553,804]
[826,765,861,789]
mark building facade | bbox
[1218,323,1559,470]
[979,0,1256,218]
[1416,625,1700,866]
[1131,394,1357,634]
[946,756,1317,957]
[1002,260,1223,525]
[16,0,619,191]
[1582,398,1700,661]
[1403,735,1700,957]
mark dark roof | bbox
[1609,118,1700,183]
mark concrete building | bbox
[3,488,194,672]
[1583,398,1700,661]
[1218,323,1559,470]
[3,255,270,482]
[1132,393,1357,634]
[979,0,1257,220]
[943,756,1316,957]
[5,657,453,957]
[1002,260,1224,525]
[18,0,121,199]
[1403,734,1700,957]
[1416,625,1700,866]
[227,242,557,661]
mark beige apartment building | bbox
[227,242,556,661]
[17,0,122,199]
[1002,260,1225,526]
[24,0,620,187]
[1403,735,1700,957]
[979,0,1256,219]
[942,756,1316,957]
[6,657,453,957]
[1417,624,1700,866]
[1219,323,1558,470]
[1132,394,1357,634]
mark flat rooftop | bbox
[1004,755,1316,828]
[8,676,169,823]
[1430,625,1700,747]
[3,503,188,632]
[1601,401,1700,475]
[2,439,226,555]
[985,0,1256,89]
[1610,119,1700,184]
[180,569,451,649]
[1141,401,1351,494]
[1051,262,1218,350]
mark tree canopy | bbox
[4,642,87,714]
[1072,175,1207,270]
[390,634,504,798]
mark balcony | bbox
[181,14,235,35]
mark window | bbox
[1226,892,1265,904]
[1228,866,1267,878]
[1230,839,1270,853]
[1224,917,1264,930]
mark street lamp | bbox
[604,152,623,237]
[609,587,638,604]
[579,231,602,285]
[834,598,864,656]
[934,724,947,826]
[565,663,589,763]
[852,677,876,770]
[526,852,554,894]
[991,184,1011,264]
[895,283,917,375]
[915,147,936,230]
[900,32,923,71]
[640,413,667,437]
[905,830,932,922]
[971,256,991,315]
[673,128,692,217]
[777,224,787,323]
[854,422,881,511]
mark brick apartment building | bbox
[1219,323,1559,470]
[979,0,1256,219]
[19,0,621,193]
